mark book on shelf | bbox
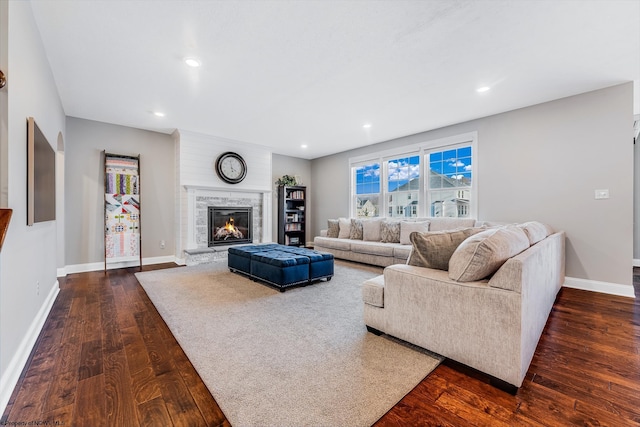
[287,190,305,200]
[285,235,300,245]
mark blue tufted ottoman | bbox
[250,250,310,290]
[227,244,334,291]
[228,244,281,275]
[276,246,334,281]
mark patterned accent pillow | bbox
[326,219,339,238]
[380,220,400,243]
[407,227,482,270]
[349,219,364,240]
[449,226,530,282]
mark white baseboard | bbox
[564,276,636,298]
[61,255,179,276]
[633,259,640,268]
[0,280,59,415]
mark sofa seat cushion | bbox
[350,241,396,257]
[449,226,530,282]
[393,244,413,260]
[429,217,477,231]
[362,274,385,307]
[313,236,352,251]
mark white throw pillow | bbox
[338,217,351,239]
[399,221,430,245]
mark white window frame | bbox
[349,131,478,219]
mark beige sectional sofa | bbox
[362,223,565,390]
[313,217,478,267]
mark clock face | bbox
[216,152,247,184]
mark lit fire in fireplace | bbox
[214,216,244,240]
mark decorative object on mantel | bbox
[215,151,247,184]
[0,209,13,251]
[103,151,141,271]
[275,174,297,186]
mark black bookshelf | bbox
[277,185,306,246]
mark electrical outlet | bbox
[594,189,609,200]
[160,240,165,249]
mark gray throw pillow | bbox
[517,221,551,245]
[380,220,400,243]
[326,219,339,238]
[407,227,482,270]
[338,217,351,239]
[362,219,382,241]
[349,218,364,240]
[400,221,430,245]
[449,226,530,282]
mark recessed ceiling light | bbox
[301,144,308,149]
[153,111,165,117]
[363,123,372,129]
[184,57,201,67]
[476,86,490,93]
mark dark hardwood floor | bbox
[2,264,639,426]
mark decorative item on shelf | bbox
[0,69,6,89]
[275,175,297,186]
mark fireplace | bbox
[208,206,253,246]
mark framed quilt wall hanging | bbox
[103,151,141,271]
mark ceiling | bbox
[30,0,640,160]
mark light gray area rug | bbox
[135,260,441,427]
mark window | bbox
[386,155,420,218]
[353,162,381,218]
[349,132,476,219]
[426,146,472,218]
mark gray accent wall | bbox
[311,83,634,288]
[65,117,175,266]
[272,154,312,243]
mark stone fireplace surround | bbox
[182,187,271,265]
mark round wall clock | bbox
[215,151,247,184]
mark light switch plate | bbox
[594,189,609,199]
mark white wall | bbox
[175,130,273,259]
[312,83,634,293]
[64,117,176,270]
[0,0,66,412]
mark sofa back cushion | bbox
[407,227,482,270]
[449,226,530,282]
[429,217,477,232]
[400,221,430,245]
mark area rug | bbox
[135,260,441,427]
